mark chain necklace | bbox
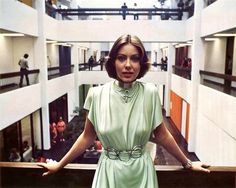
[113,81,139,103]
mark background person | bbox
[121,2,128,20]
[56,117,66,142]
[18,53,30,87]
[88,56,95,71]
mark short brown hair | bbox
[105,34,150,79]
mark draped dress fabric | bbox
[84,81,163,188]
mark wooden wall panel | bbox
[170,91,182,131]
[185,102,190,142]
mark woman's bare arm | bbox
[39,117,97,176]
[153,123,210,172]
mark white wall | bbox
[171,74,192,103]
[0,36,13,73]
[0,84,41,130]
[33,110,42,150]
[185,17,194,41]
[196,85,236,165]
[0,0,38,36]
[204,38,226,74]
[47,44,59,67]
[201,0,236,37]
[67,89,76,122]
[57,20,187,42]
[44,15,59,40]
[47,74,75,103]
[0,36,35,73]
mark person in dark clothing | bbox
[99,56,105,71]
[161,56,168,71]
[88,56,95,71]
[18,53,30,87]
[121,3,128,20]
[133,3,139,20]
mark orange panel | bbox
[185,103,190,143]
[170,91,182,131]
[21,0,32,7]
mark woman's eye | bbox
[130,55,140,62]
[116,55,127,62]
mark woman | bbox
[39,34,209,187]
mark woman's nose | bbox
[125,59,131,68]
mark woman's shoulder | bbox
[88,82,112,96]
[138,81,157,92]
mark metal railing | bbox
[56,7,190,20]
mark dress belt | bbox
[104,145,144,162]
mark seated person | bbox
[9,148,21,162]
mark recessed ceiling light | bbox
[46,40,57,43]
[0,33,25,37]
[205,38,217,41]
[214,33,236,37]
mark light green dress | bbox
[84,81,163,188]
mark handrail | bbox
[172,65,191,72]
[47,65,75,71]
[0,69,40,79]
[0,162,235,172]
[56,7,192,20]
[172,65,191,80]
[199,70,236,82]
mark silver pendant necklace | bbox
[113,81,138,103]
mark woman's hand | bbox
[38,161,61,176]
[190,161,210,173]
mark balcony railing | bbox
[0,162,235,188]
[0,69,40,93]
[172,65,191,80]
[48,65,74,80]
[56,7,190,20]
[200,70,236,97]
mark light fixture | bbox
[54,42,72,47]
[1,33,25,37]
[46,40,57,43]
[205,38,217,41]
[175,43,191,48]
[214,33,236,37]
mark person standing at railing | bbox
[39,34,210,188]
[133,3,139,20]
[18,53,30,87]
[88,56,95,71]
[121,2,128,20]
[98,56,105,71]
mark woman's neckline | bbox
[115,80,136,89]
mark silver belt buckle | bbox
[119,150,131,162]
[105,145,143,161]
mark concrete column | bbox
[164,43,175,117]
[71,43,79,108]
[34,1,50,150]
[188,0,205,152]
[157,44,162,64]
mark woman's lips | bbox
[122,72,133,77]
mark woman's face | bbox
[115,44,141,83]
